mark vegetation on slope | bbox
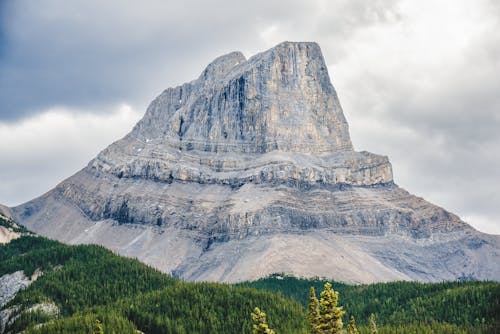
[1,228,499,333]
[242,275,500,333]
[18,310,137,334]
[113,283,306,333]
[0,215,28,234]
[1,236,174,314]
[0,235,306,333]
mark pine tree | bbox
[251,307,275,334]
[93,318,104,334]
[317,282,345,334]
[308,287,321,333]
[347,315,359,334]
[369,313,378,334]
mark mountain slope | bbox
[241,275,500,328]
[0,234,307,333]
[1,230,498,333]
[8,41,500,283]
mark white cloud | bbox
[1,0,499,235]
[0,104,142,206]
[462,214,500,235]
[331,0,500,234]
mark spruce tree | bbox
[347,315,359,334]
[251,307,275,334]
[307,287,321,333]
[369,313,378,334]
[317,282,345,334]
[93,319,104,334]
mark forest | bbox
[1,215,499,333]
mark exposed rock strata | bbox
[9,41,500,283]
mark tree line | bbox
[1,235,499,333]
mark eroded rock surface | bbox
[10,41,500,283]
[0,269,46,332]
[0,271,31,309]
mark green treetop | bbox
[347,315,359,334]
[308,287,321,334]
[316,282,345,334]
[369,313,378,334]
[251,307,276,334]
[93,319,104,334]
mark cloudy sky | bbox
[1,0,499,234]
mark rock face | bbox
[0,270,50,333]
[0,271,32,309]
[10,42,500,283]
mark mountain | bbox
[8,41,500,283]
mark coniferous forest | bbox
[1,216,499,333]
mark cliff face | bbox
[133,43,353,154]
[11,42,500,283]
[92,42,388,188]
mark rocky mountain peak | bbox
[11,41,499,284]
[89,42,391,189]
[88,42,389,190]
[130,41,353,155]
[199,51,246,84]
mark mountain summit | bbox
[10,42,500,283]
[133,42,353,154]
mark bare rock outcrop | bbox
[9,41,500,283]
[0,271,31,309]
[0,269,46,333]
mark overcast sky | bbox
[1,0,499,234]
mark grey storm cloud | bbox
[0,0,499,234]
[0,0,399,120]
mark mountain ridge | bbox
[6,41,500,283]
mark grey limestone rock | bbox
[9,41,500,283]
[0,271,31,309]
[0,270,51,333]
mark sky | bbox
[0,0,499,234]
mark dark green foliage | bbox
[241,275,500,329]
[2,233,499,334]
[5,310,53,333]
[0,236,67,276]
[1,236,307,333]
[116,282,306,333]
[24,310,137,334]
[2,236,174,313]
[240,274,350,303]
[357,321,493,334]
